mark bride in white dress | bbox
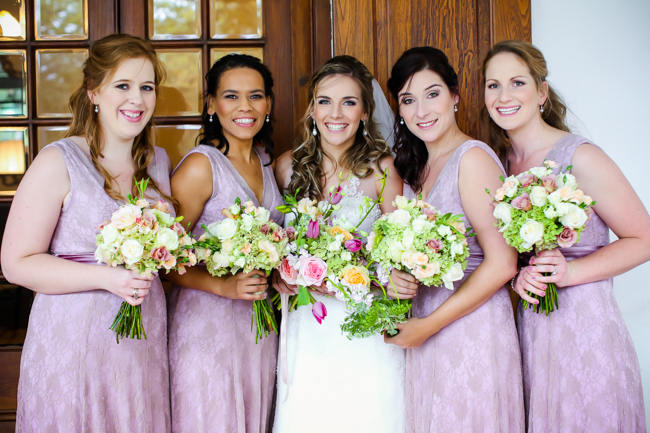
[272,56,407,433]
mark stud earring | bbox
[453,104,458,113]
[94,105,99,113]
[399,118,404,125]
[265,114,270,123]
[362,120,368,137]
[539,104,544,113]
[312,120,318,136]
[209,114,214,122]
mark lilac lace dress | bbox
[167,144,284,433]
[517,134,645,433]
[403,140,525,433]
[16,138,172,433]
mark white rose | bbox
[341,251,352,261]
[234,257,246,269]
[437,225,452,237]
[211,251,230,268]
[502,175,520,198]
[492,202,512,229]
[327,240,342,252]
[111,204,141,229]
[258,239,279,263]
[411,215,429,234]
[156,227,179,251]
[529,186,548,207]
[556,173,577,189]
[543,206,558,219]
[558,203,588,229]
[519,219,544,249]
[401,229,415,249]
[240,214,254,232]
[547,190,562,206]
[120,239,144,265]
[393,195,410,209]
[297,198,318,217]
[529,166,551,179]
[388,209,411,226]
[100,225,120,245]
[212,218,238,241]
[451,241,465,256]
[442,263,464,290]
[254,207,270,223]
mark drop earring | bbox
[265,114,270,123]
[399,118,404,125]
[539,104,544,113]
[209,114,214,122]
[312,120,318,136]
[362,120,368,137]
[453,104,458,113]
[94,105,99,113]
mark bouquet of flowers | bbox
[355,195,470,337]
[490,160,595,314]
[95,178,197,343]
[194,198,289,342]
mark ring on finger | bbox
[551,265,558,276]
[132,288,139,300]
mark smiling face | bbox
[209,67,270,148]
[484,51,548,133]
[311,73,367,151]
[397,69,459,145]
[89,57,156,145]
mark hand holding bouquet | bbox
[194,198,288,341]
[490,160,595,314]
[95,178,197,342]
[356,195,470,337]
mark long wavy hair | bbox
[198,54,274,163]
[387,47,459,194]
[66,33,167,201]
[481,40,569,160]
[288,55,390,200]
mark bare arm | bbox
[166,152,268,300]
[386,147,517,348]
[518,143,650,291]
[0,145,153,304]
[274,150,293,192]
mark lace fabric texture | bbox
[273,175,406,433]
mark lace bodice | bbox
[330,175,381,234]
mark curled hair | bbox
[199,54,275,164]
[66,33,168,201]
[481,40,569,160]
[387,47,459,193]
[288,55,390,200]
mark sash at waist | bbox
[53,252,100,264]
[558,245,602,260]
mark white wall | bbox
[532,0,650,425]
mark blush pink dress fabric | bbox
[16,138,172,433]
[167,144,283,433]
[403,140,525,433]
[516,134,646,433]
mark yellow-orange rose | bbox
[340,265,370,287]
[329,226,353,241]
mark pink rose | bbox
[511,192,532,211]
[260,224,270,235]
[151,246,171,262]
[426,239,442,253]
[422,207,437,221]
[285,226,296,241]
[517,172,535,187]
[306,219,319,239]
[279,258,298,285]
[557,227,578,248]
[312,301,327,324]
[344,239,362,252]
[542,175,556,193]
[298,256,327,286]
[272,229,286,242]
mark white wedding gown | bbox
[273,176,406,433]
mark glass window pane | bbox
[210,47,263,66]
[37,126,69,150]
[36,49,88,118]
[155,49,202,117]
[0,127,28,196]
[153,124,201,169]
[35,0,87,40]
[0,2,26,40]
[149,0,201,40]
[0,50,27,117]
[210,0,263,39]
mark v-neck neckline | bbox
[420,141,466,203]
[213,145,266,206]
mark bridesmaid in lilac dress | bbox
[483,40,648,432]
[1,35,171,432]
[166,54,282,433]
[384,47,525,433]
